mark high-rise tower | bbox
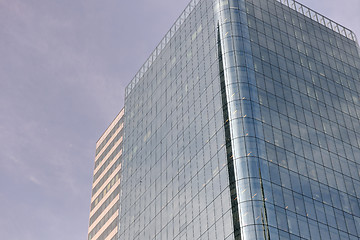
[89,0,360,239]
[88,109,124,240]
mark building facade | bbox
[88,109,124,240]
[89,0,360,239]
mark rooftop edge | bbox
[125,0,358,97]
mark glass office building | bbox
[90,0,360,239]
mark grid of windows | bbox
[113,0,360,239]
[217,0,360,239]
[119,1,236,239]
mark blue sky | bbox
[0,0,359,239]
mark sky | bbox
[0,0,359,240]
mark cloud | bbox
[1,0,357,239]
[29,175,42,186]
[0,0,190,239]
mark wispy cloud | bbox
[1,0,357,240]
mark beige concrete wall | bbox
[88,108,124,240]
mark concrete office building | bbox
[88,109,124,240]
[89,0,360,239]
